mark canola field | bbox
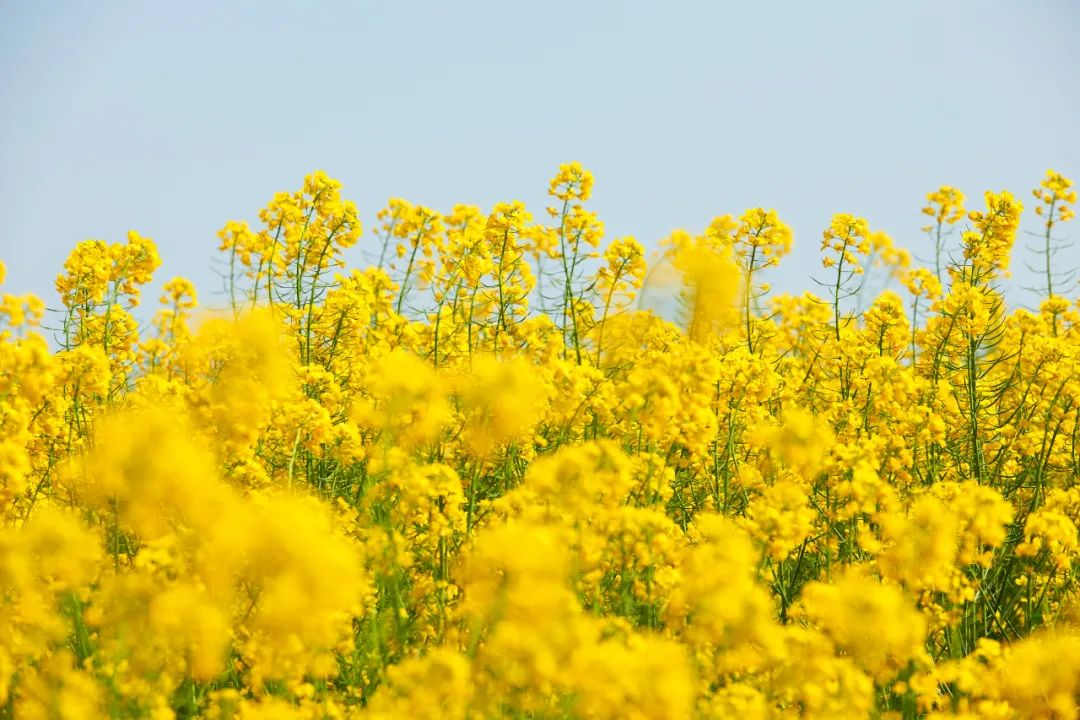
[0,164,1078,719]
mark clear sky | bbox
[1,1,1077,317]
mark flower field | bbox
[1,164,1079,718]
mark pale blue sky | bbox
[1,1,1077,316]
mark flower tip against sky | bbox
[0,0,1077,307]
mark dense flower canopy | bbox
[1,165,1079,719]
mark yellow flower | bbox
[548,161,595,202]
[798,570,928,681]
